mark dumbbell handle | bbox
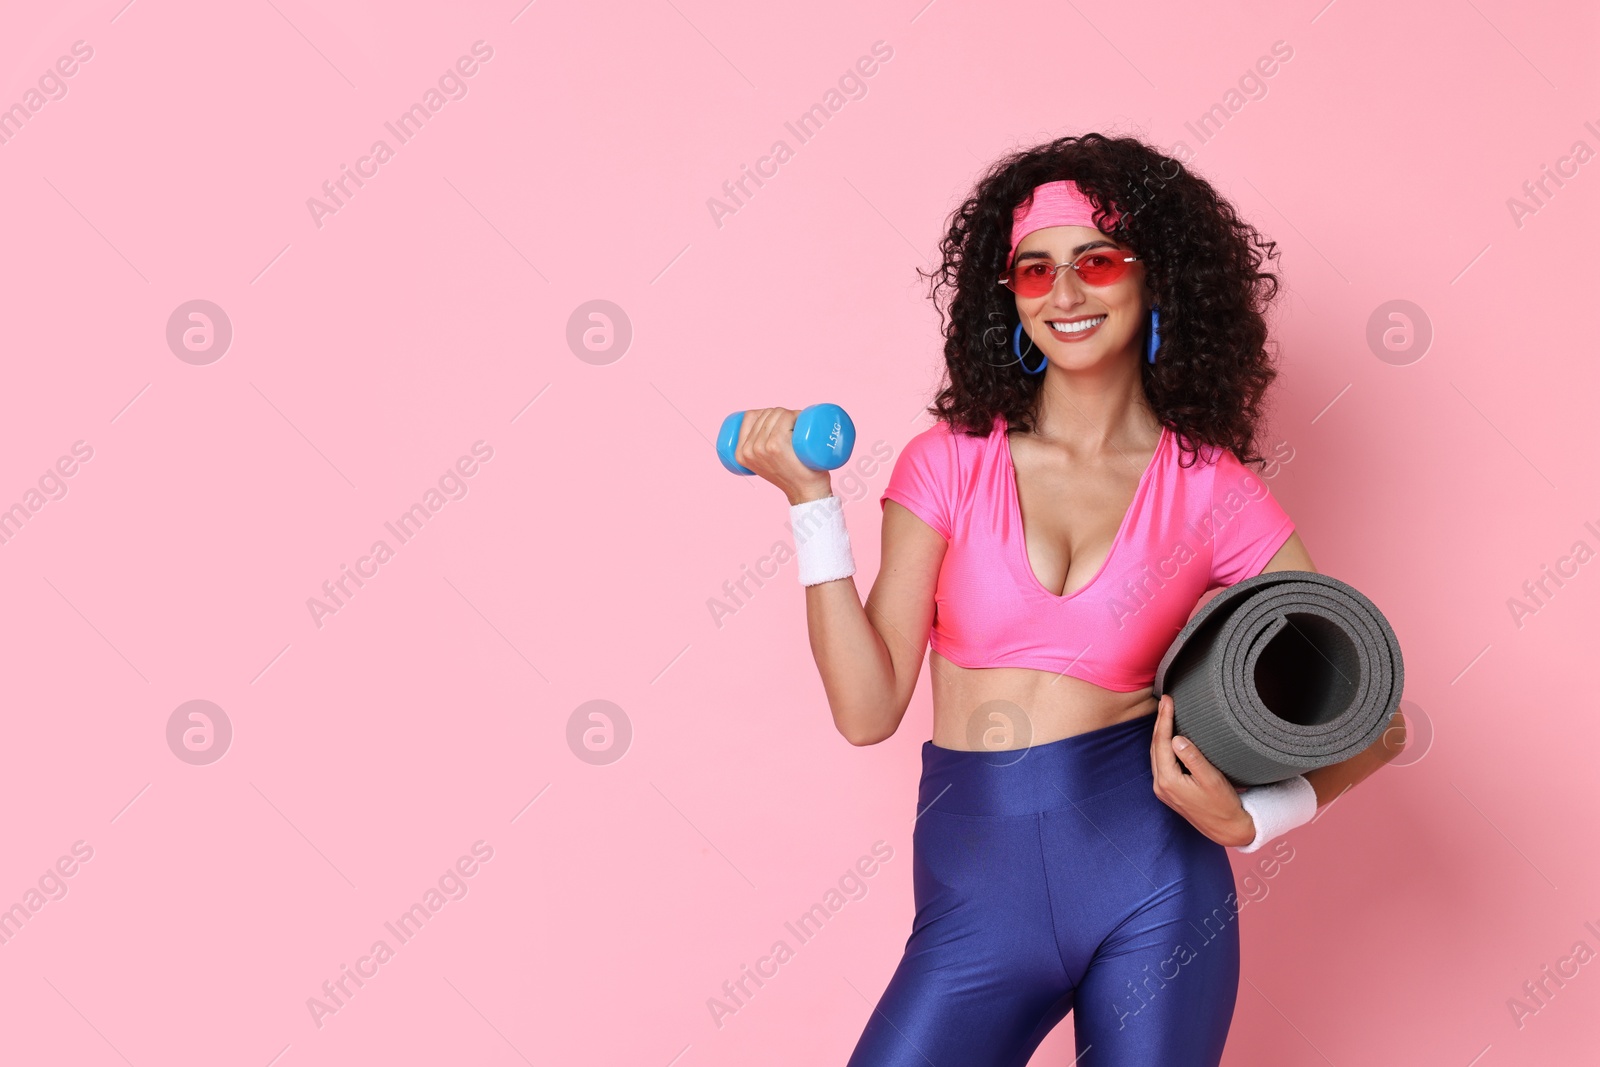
[717,404,855,476]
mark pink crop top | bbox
[879,413,1296,691]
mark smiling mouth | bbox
[1045,315,1106,338]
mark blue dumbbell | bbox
[717,404,856,476]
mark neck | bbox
[1026,348,1158,454]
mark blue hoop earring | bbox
[1012,323,1047,375]
[1145,305,1162,364]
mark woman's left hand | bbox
[1149,693,1254,847]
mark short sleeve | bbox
[1207,447,1295,589]
[879,424,957,540]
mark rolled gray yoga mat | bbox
[1151,569,1404,787]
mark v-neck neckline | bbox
[999,416,1168,601]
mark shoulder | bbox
[1173,431,1259,484]
[897,414,995,467]
[904,417,960,450]
[1170,433,1287,517]
[1173,429,1229,468]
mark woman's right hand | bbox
[732,407,835,505]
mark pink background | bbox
[1,0,1597,1063]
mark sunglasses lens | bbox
[1010,262,1055,297]
[1006,252,1131,296]
[1074,252,1128,286]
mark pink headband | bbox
[1008,180,1122,265]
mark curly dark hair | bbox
[919,132,1285,468]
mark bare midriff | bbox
[927,651,1157,751]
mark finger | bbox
[1150,695,1182,782]
[1150,697,1186,799]
[735,408,765,469]
[760,408,801,469]
[747,407,781,466]
[759,407,789,461]
[1148,692,1169,751]
[1169,729,1225,788]
[776,407,800,455]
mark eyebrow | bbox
[1015,239,1120,261]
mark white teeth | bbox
[1047,316,1105,334]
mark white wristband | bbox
[1233,775,1318,853]
[791,493,855,586]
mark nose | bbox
[1046,267,1087,306]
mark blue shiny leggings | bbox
[847,711,1241,1067]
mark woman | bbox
[731,133,1406,1066]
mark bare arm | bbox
[807,500,945,745]
[732,409,945,746]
